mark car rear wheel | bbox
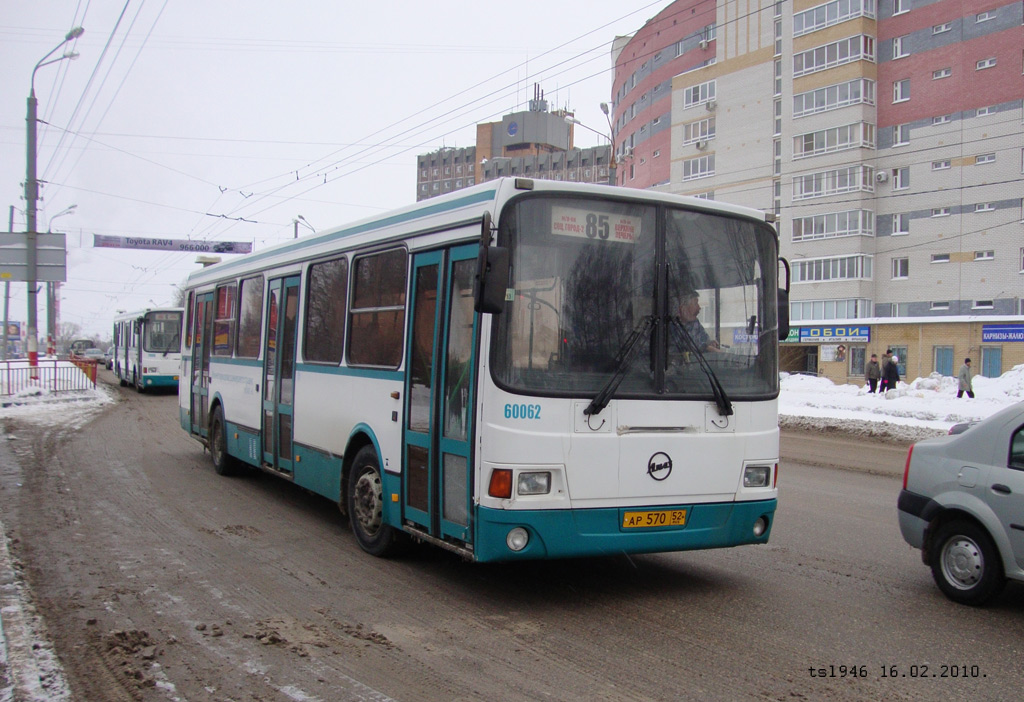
[929,520,1005,606]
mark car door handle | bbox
[991,484,1011,495]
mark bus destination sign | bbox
[550,206,639,244]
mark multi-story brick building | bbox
[416,85,613,201]
[609,0,1024,384]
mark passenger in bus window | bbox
[674,289,720,352]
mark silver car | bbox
[898,401,1024,605]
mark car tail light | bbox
[903,445,914,490]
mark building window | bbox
[931,160,951,170]
[893,79,910,103]
[975,202,994,212]
[682,154,715,180]
[683,80,716,108]
[653,150,661,158]
[789,298,871,321]
[793,254,873,283]
[892,166,910,190]
[976,11,996,22]
[976,58,997,70]
[683,117,716,144]
[793,0,876,37]
[932,68,951,79]
[932,114,952,125]
[793,35,875,78]
[793,78,875,117]
[892,213,910,235]
[932,23,952,34]
[931,253,951,264]
[976,153,996,164]
[792,209,874,242]
[893,35,909,59]
[894,123,910,145]
[893,0,908,15]
[794,165,873,200]
[931,207,951,217]
[794,122,875,158]
[977,106,994,116]
[974,250,994,261]
[930,301,950,311]
[973,300,994,309]
[892,257,909,279]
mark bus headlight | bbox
[743,465,771,488]
[506,527,529,551]
[517,471,551,496]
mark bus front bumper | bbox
[472,498,776,563]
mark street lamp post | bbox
[566,109,617,186]
[600,103,617,186]
[25,26,84,367]
[293,215,315,238]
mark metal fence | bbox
[0,359,98,397]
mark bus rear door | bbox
[262,276,300,475]
[190,293,213,436]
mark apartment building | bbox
[610,0,1024,383]
[416,86,613,201]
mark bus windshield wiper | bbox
[669,316,733,417]
[583,315,655,417]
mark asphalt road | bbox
[0,374,1020,701]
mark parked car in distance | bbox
[103,348,114,370]
[898,401,1024,605]
[81,347,105,362]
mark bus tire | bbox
[133,371,146,393]
[347,446,403,557]
[210,406,239,476]
[118,370,127,387]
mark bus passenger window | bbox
[348,249,407,368]
[304,257,348,364]
[236,276,264,358]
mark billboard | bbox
[93,235,252,254]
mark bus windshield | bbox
[492,194,779,401]
[144,311,183,354]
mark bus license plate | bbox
[622,509,687,528]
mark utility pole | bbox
[3,205,11,362]
[25,26,84,368]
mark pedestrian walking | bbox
[957,358,975,398]
[865,353,881,393]
[879,349,893,392]
[882,353,901,393]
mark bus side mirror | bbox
[474,211,510,314]
[777,257,791,341]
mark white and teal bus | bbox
[179,178,790,562]
[112,307,184,391]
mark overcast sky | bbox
[1,1,661,339]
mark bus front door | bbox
[262,276,300,475]
[190,292,213,436]
[404,245,478,545]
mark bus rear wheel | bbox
[347,446,402,557]
[210,406,239,476]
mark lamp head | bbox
[65,27,85,41]
[600,102,610,116]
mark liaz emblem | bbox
[647,452,672,481]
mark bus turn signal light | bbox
[488,469,513,498]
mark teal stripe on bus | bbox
[190,188,497,280]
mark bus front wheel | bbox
[347,446,402,557]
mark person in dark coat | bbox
[864,353,881,393]
[882,354,901,392]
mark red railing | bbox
[1,359,98,397]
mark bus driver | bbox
[674,288,720,353]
